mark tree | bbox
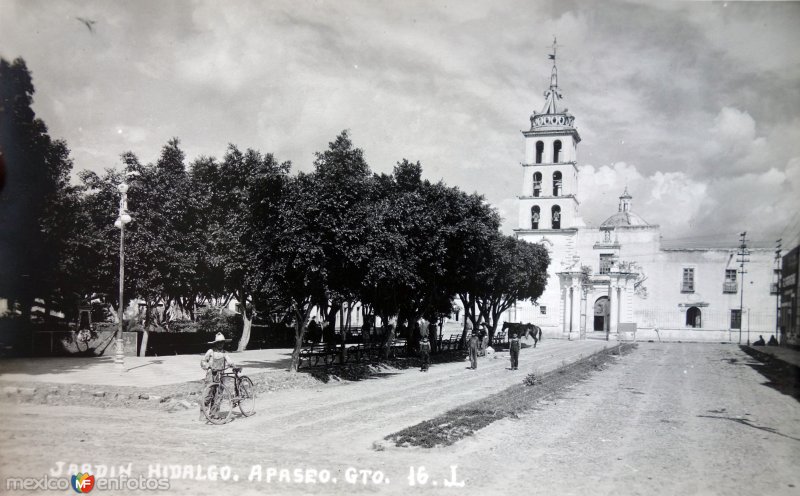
[38,140,85,323]
[268,173,327,372]
[359,160,482,352]
[473,236,550,343]
[0,57,79,323]
[192,145,291,350]
[310,130,374,358]
[119,140,197,329]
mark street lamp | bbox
[113,175,135,369]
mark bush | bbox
[167,321,199,333]
[196,308,242,338]
[523,373,537,387]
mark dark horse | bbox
[501,322,542,348]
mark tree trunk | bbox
[20,294,33,325]
[289,303,312,372]
[459,293,474,349]
[339,304,346,363]
[238,307,253,352]
[43,298,51,328]
[289,322,306,372]
[139,329,149,357]
[379,312,393,359]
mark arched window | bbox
[533,172,542,197]
[553,140,562,163]
[551,205,561,229]
[531,206,540,230]
[553,171,562,196]
[535,141,544,164]
[686,307,702,328]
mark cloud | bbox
[571,158,798,248]
[702,107,768,175]
[1,0,798,248]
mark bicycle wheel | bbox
[237,376,256,417]
[201,383,233,425]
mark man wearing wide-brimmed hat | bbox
[201,332,235,383]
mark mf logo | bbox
[71,473,95,493]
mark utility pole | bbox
[737,232,749,344]
[775,239,782,344]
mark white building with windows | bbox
[511,53,779,343]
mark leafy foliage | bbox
[0,58,81,320]
[1,58,552,369]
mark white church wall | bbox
[631,248,778,342]
[511,54,780,343]
[514,231,577,335]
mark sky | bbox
[1,0,799,249]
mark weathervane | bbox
[547,36,561,89]
[539,36,563,114]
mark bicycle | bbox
[201,367,256,425]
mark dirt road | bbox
[1,342,798,495]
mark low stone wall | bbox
[33,330,139,357]
[628,327,777,343]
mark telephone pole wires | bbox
[737,232,749,345]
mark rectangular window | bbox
[540,306,547,315]
[723,269,737,293]
[599,254,614,275]
[682,268,695,293]
[730,309,741,330]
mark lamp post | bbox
[114,179,133,369]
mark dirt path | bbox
[2,342,798,495]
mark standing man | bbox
[509,332,520,370]
[201,333,235,416]
[479,323,490,357]
[419,336,431,372]
[468,332,479,369]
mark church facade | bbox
[511,54,779,343]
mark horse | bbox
[501,322,542,348]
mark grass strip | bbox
[384,343,637,448]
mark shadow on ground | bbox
[739,346,800,403]
[0,355,118,376]
[300,350,467,383]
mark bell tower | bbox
[517,38,582,232]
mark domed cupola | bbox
[600,188,650,227]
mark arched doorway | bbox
[686,306,702,328]
[594,296,609,332]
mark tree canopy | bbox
[0,57,550,370]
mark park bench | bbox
[440,334,462,351]
[298,344,338,368]
[346,342,383,363]
[389,339,407,358]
